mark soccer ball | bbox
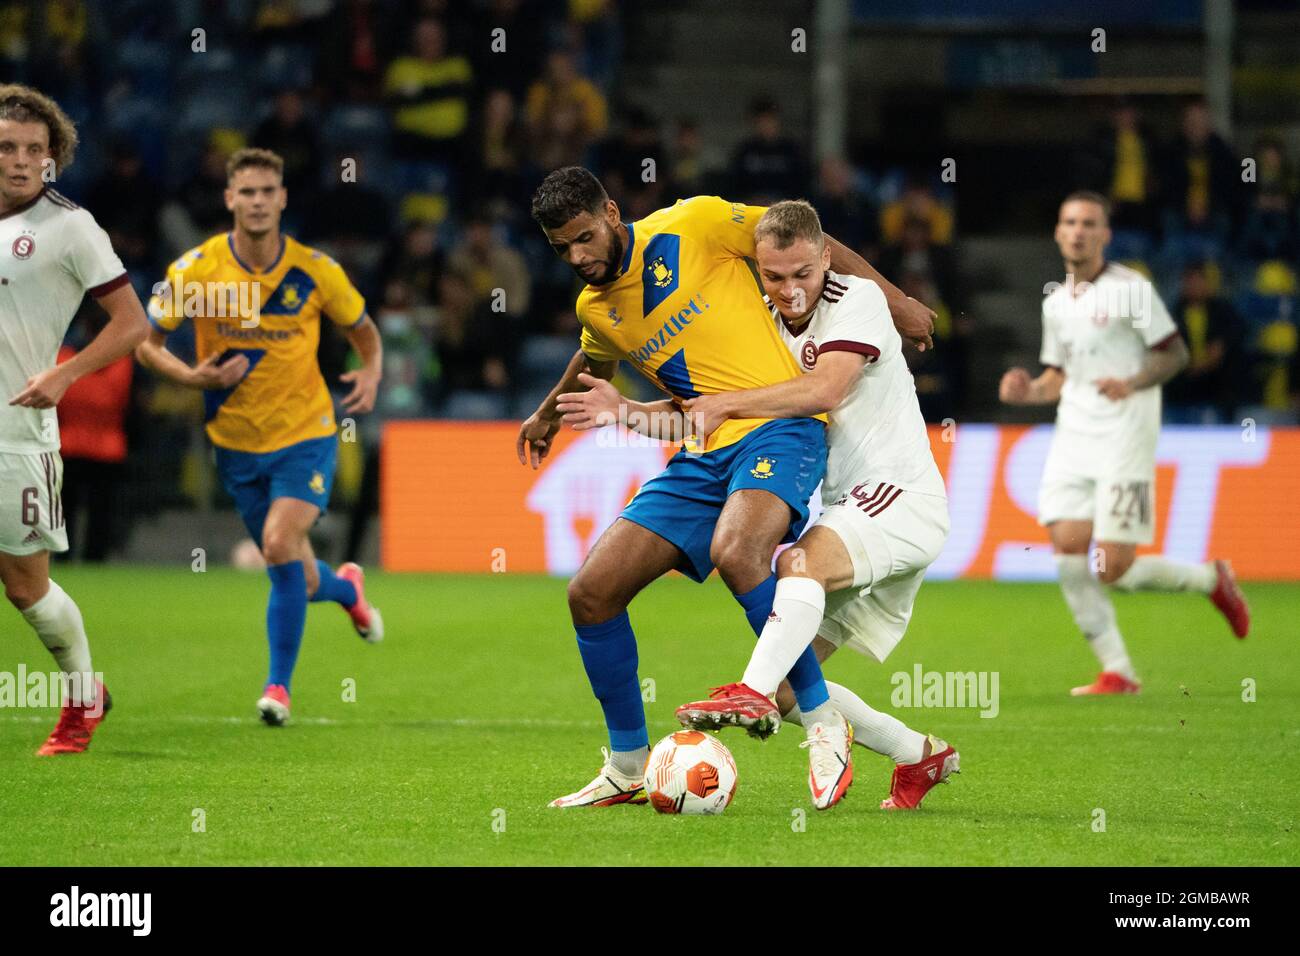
[644,730,738,815]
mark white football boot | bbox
[799,712,854,810]
[548,747,648,808]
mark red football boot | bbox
[337,562,384,643]
[880,735,959,810]
[257,683,291,726]
[36,681,112,756]
[675,682,781,739]
[1070,671,1141,696]
[1208,560,1249,639]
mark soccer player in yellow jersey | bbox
[518,166,935,808]
[136,148,384,727]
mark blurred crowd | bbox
[1075,97,1300,426]
[11,2,1294,561]
[3,0,971,559]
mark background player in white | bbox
[0,85,149,753]
[561,201,959,810]
[999,191,1249,696]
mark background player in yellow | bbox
[137,148,384,727]
[518,166,936,808]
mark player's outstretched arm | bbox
[556,372,684,441]
[999,366,1064,406]
[9,283,149,409]
[517,348,618,469]
[681,351,865,441]
[825,235,935,352]
[339,315,383,415]
[1095,336,1189,401]
[135,328,249,390]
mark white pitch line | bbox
[0,713,614,729]
[9,712,1287,735]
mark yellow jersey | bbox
[577,195,821,451]
[148,232,367,454]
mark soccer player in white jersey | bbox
[999,191,1249,696]
[0,85,150,753]
[561,201,960,810]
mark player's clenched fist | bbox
[893,296,937,352]
[999,367,1032,404]
[8,365,75,409]
[555,372,621,432]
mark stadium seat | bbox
[440,391,511,420]
[519,336,579,380]
[512,388,554,420]
[1234,291,1296,332]
[257,44,316,91]
[176,46,239,82]
[320,105,391,152]
[114,38,173,98]
[1107,229,1152,263]
[176,94,250,138]
[105,92,168,136]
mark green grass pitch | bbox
[1,566,1296,866]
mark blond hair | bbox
[0,84,78,172]
[225,147,284,182]
[753,199,824,250]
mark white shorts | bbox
[0,451,68,555]
[812,484,949,663]
[1038,427,1156,545]
[1038,470,1155,545]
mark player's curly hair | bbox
[226,147,285,182]
[0,84,78,174]
[531,166,609,229]
[754,199,824,250]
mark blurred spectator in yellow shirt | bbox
[525,47,607,165]
[385,17,474,166]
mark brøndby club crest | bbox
[750,456,776,479]
[647,255,673,288]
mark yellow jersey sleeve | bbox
[677,195,768,260]
[576,291,622,363]
[146,249,202,332]
[315,255,367,328]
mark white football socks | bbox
[800,700,838,731]
[786,680,926,765]
[1055,554,1137,680]
[21,580,96,705]
[1111,556,1216,594]
[611,746,649,779]
[741,576,826,696]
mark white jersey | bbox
[772,270,946,500]
[1040,261,1177,473]
[0,188,127,453]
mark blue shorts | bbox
[620,418,827,583]
[214,435,337,546]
